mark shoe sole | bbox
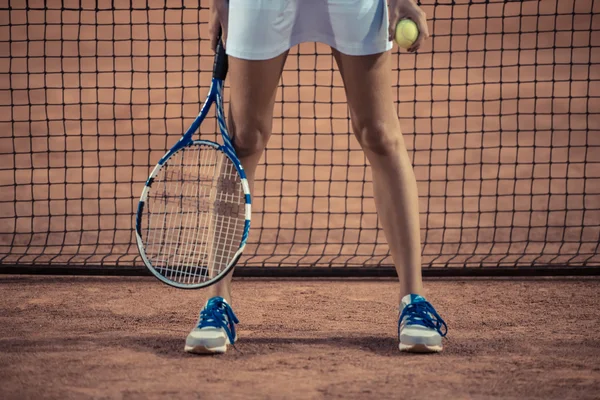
[184,344,229,354]
[399,342,443,353]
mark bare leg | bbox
[333,49,423,299]
[206,52,288,303]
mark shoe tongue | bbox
[401,294,426,308]
[205,296,227,308]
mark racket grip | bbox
[213,37,228,81]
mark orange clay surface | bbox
[1,275,599,399]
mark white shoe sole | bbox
[399,342,443,353]
[184,343,229,354]
[184,334,235,355]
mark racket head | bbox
[136,140,251,289]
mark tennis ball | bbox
[394,19,419,49]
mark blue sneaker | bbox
[185,296,239,354]
[398,294,448,353]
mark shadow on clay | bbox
[119,334,466,358]
[0,331,478,359]
[237,336,457,357]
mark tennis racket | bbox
[135,39,251,289]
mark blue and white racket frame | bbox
[135,40,251,289]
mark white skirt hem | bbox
[226,34,393,60]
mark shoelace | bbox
[399,301,448,337]
[197,297,239,345]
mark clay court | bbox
[1,276,599,399]
[1,0,600,398]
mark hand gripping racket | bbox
[135,39,250,289]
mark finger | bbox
[408,13,429,52]
[417,11,430,40]
[388,10,400,42]
[217,1,229,49]
[407,36,421,53]
[209,10,219,51]
[220,16,229,49]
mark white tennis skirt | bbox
[226,0,392,60]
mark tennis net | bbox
[1,0,599,275]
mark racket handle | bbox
[213,35,228,81]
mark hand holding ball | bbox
[394,19,419,50]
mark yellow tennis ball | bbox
[394,19,419,49]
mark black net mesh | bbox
[1,0,599,272]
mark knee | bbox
[352,118,404,156]
[229,118,269,158]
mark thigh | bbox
[228,53,288,135]
[332,50,398,130]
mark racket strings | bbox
[143,144,245,284]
